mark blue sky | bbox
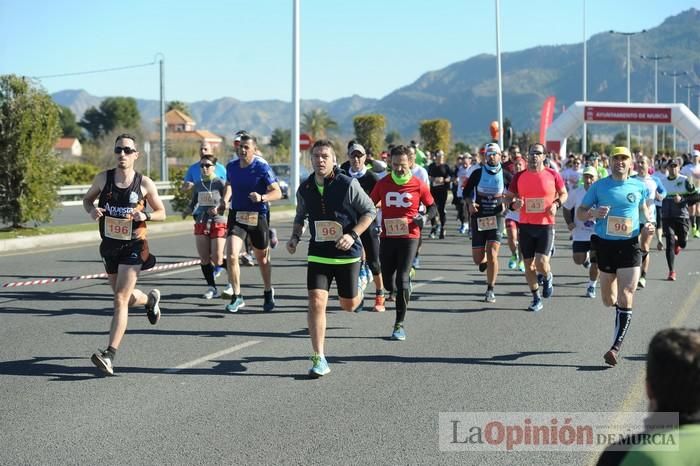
[0,0,696,103]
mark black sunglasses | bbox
[114,146,137,155]
[200,163,214,168]
[528,151,544,156]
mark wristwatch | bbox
[349,230,359,241]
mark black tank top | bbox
[97,169,147,240]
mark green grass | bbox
[0,204,296,240]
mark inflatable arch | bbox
[545,102,700,158]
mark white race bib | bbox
[197,191,217,207]
[236,211,259,226]
[314,220,343,242]
[384,217,409,237]
[104,217,132,240]
[477,216,498,231]
[525,198,546,213]
[606,215,633,238]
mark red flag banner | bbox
[539,96,556,145]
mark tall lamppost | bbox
[495,0,504,150]
[679,83,700,152]
[662,70,688,152]
[610,30,646,148]
[640,54,671,155]
[582,0,588,153]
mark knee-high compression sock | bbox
[395,288,410,325]
[611,305,632,351]
[201,263,216,287]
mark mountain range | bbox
[52,8,700,144]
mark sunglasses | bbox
[114,146,137,155]
[528,151,544,156]
[485,151,499,156]
[349,153,365,159]
[200,163,214,168]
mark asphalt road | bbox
[1,218,699,465]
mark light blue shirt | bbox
[581,176,648,240]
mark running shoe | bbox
[604,348,619,367]
[478,262,488,273]
[637,277,646,289]
[459,223,468,235]
[386,291,395,302]
[353,288,364,313]
[667,271,677,281]
[145,289,161,325]
[429,226,437,239]
[263,288,275,312]
[226,296,245,313]
[537,273,544,286]
[372,294,386,312]
[308,353,330,378]
[391,323,406,341]
[240,253,255,266]
[91,349,114,376]
[528,296,543,313]
[269,228,279,249]
[542,273,554,298]
[221,284,234,299]
[583,259,591,269]
[674,243,681,256]
[508,255,517,270]
[213,266,224,279]
[484,289,496,303]
[203,287,220,300]
[694,227,700,239]
[358,265,369,292]
[412,257,420,269]
[517,261,525,272]
[586,285,596,299]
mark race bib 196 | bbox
[104,217,132,240]
[197,191,217,206]
[314,220,343,242]
[525,198,546,213]
[477,216,498,231]
[384,217,409,237]
[236,211,259,226]
[606,215,633,237]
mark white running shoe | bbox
[203,287,220,300]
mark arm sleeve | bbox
[348,178,377,220]
[293,189,308,225]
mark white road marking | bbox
[165,340,261,373]
[412,276,444,289]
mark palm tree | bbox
[269,128,291,149]
[301,109,338,140]
[166,100,191,116]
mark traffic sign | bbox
[299,133,312,151]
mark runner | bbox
[427,150,452,239]
[286,139,376,378]
[453,155,471,234]
[562,166,599,298]
[576,146,654,366]
[632,155,666,288]
[463,143,512,303]
[407,145,430,269]
[680,149,700,238]
[82,133,166,376]
[506,143,567,312]
[346,142,386,312]
[223,134,282,312]
[504,154,526,272]
[184,153,232,299]
[370,145,436,340]
[658,157,698,281]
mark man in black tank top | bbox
[82,133,167,376]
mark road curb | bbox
[0,210,296,254]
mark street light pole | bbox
[679,83,700,152]
[610,30,646,148]
[640,54,671,155]
[662,71,688,153]
[495,0,504,150]
[582,0,588,153]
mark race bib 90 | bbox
[606,216,633,237]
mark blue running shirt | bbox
[581,176,648,240]
[226,158,277,213]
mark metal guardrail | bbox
[58,181,175,206]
